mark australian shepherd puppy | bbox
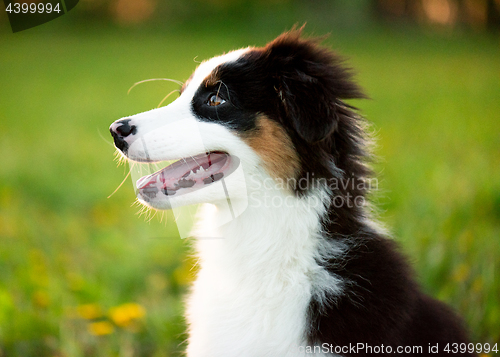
[110,30,472,356]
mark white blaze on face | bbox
[181,48,250,100]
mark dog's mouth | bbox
[135,151,237,199]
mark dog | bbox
[110,29,473,356]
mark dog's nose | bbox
[110,118,136,137]
[110,118,136,153]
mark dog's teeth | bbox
[141,187,158,199]
[176,179,195,188]
[162,187,177,196]
[213,173,223,182]
[202,173,224,185]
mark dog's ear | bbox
[265,29,365,143]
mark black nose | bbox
[109,119,136,153]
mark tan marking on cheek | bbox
[241,116,300,181]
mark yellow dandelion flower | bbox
[77,304,102,320]
[88,321,114,336]
[109,303,146,327]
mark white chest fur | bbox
[185,184,340,357]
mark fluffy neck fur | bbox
[186,168,341,357]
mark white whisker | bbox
[108,169,131,199]
[128,78,184,95]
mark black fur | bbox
[190,29,473,355]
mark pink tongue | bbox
[136,153,228,190]
[136,170,163,190]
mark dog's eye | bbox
[207,94,225,107]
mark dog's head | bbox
[110,29,366,213]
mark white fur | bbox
[187,176,342,357]
[111,49,344,356]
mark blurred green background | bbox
[0,0,499,355]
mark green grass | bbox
[0,23,499,355]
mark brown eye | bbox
[207,94,225,107]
